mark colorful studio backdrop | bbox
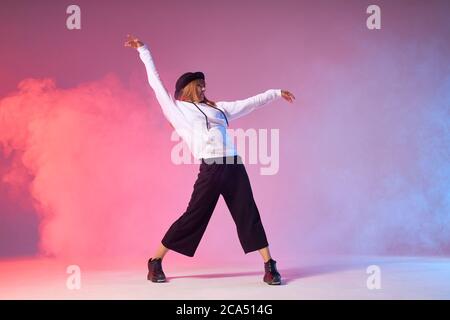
[0,0,449,266]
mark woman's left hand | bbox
[281,90,296,103]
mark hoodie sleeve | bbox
[137,44,185,125]
[216,89,282,121]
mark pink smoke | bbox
[0,74,204,265]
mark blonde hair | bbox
[178,79,216,107]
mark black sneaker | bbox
[263,259,281,285]
[147,258,166,283]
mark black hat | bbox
[174,72,205,99]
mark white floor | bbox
[0,255,449,299]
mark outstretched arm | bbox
[124,34,183,125]
[217,89,296,121]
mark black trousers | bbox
[161,155,269,257]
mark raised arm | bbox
[124,35,183,125]
[217,89,296,121]
[216,89,282,121]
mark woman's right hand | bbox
[124,34,144,49]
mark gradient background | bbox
[0,0,449,268]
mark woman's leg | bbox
[152,243,169,260]
[221,161,281,284]
[221,161,269,253]
[258,246,272,263]
[148,159,223,282]
[148,243,169,283]
[160,160,223,257]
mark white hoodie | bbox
[137,44,282,160]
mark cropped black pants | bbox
[161,155,269,257]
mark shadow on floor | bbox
[167,261,374,285]
[281,263,363,284]
[168,270,261,281]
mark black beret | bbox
[174,72,205,99]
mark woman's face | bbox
[196,79,206,101]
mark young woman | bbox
[125,34,295,285]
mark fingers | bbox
[286,91,296,101]
[124,34,132,47]
[281,90,296,103]
[286,91,295,99]
[125,34,137,42]
[124,34,140,48]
